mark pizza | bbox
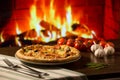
[15,44,81,64]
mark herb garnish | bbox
[86,62,108,70]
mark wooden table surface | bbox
[0,39,120,80]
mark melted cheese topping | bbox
[22,45,76,59]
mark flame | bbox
[15,22,22,46]
[16,23,21,35]
[40,31,52,43]
[0,32,4,43]
[15,37,22,46]
[66,6,72,32]
[0,0,97,47]
[49,0,55,22]
[29,3,42,37]
[81,34,93,39]
[14,0,95,43]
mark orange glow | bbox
[29,4,42,37]
[0,32,4,43]
[66,6,72,32]
[49,0,55,22]
[15,23,22,46]
[15,37,22,46]
[16,23,21,35]
[72,24,95,39]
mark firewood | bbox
[17,29,37,39]
[40,20,77,37]
[24,29,37,39]
[71,23,89,32]
[0,35,16,47]
[40,20,60,31]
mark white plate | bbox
[15,54,81,65]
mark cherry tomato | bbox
[83,40,93,50]
[87,39,94,46]
[80,41,87,51]
[93,37,104,44]
[99,40,107,48]
[66,38,74,47]
[75,37,84,43]
[57,38,66,45]
[105,42,115,47]
[74,41,81,50]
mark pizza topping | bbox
[22,48,29,52]
[64,46,71,52]
[34,50,39,52]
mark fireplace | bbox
[0,0,120,47]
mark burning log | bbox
[0,39,15,47]
[71,23,93,38]
[72,23,90,33]
[40,20,60,31]
[0,21,93,47]
[24,29,37,39]
[40,20,76,37]
[0,35,16,47]
[16,29,40,45]
[41,30,52,37]
[17,29,38,40]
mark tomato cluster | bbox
[57,37,94,51]
[99,40,114,48]
[57,37,115,51]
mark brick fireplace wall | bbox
[0,0,120,40]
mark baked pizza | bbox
[15,44,81,64]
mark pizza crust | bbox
[15,45,81,63]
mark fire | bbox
[13,0,95,44]
[16,23,21,35]
[66,6,72,32]
[15,23,22,46]
[49,0,55,22]
[0,32,4,43]
[29,4,41,37]
[15,37,22,47]
[0,0,95,46]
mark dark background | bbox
[0,0,13,30]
